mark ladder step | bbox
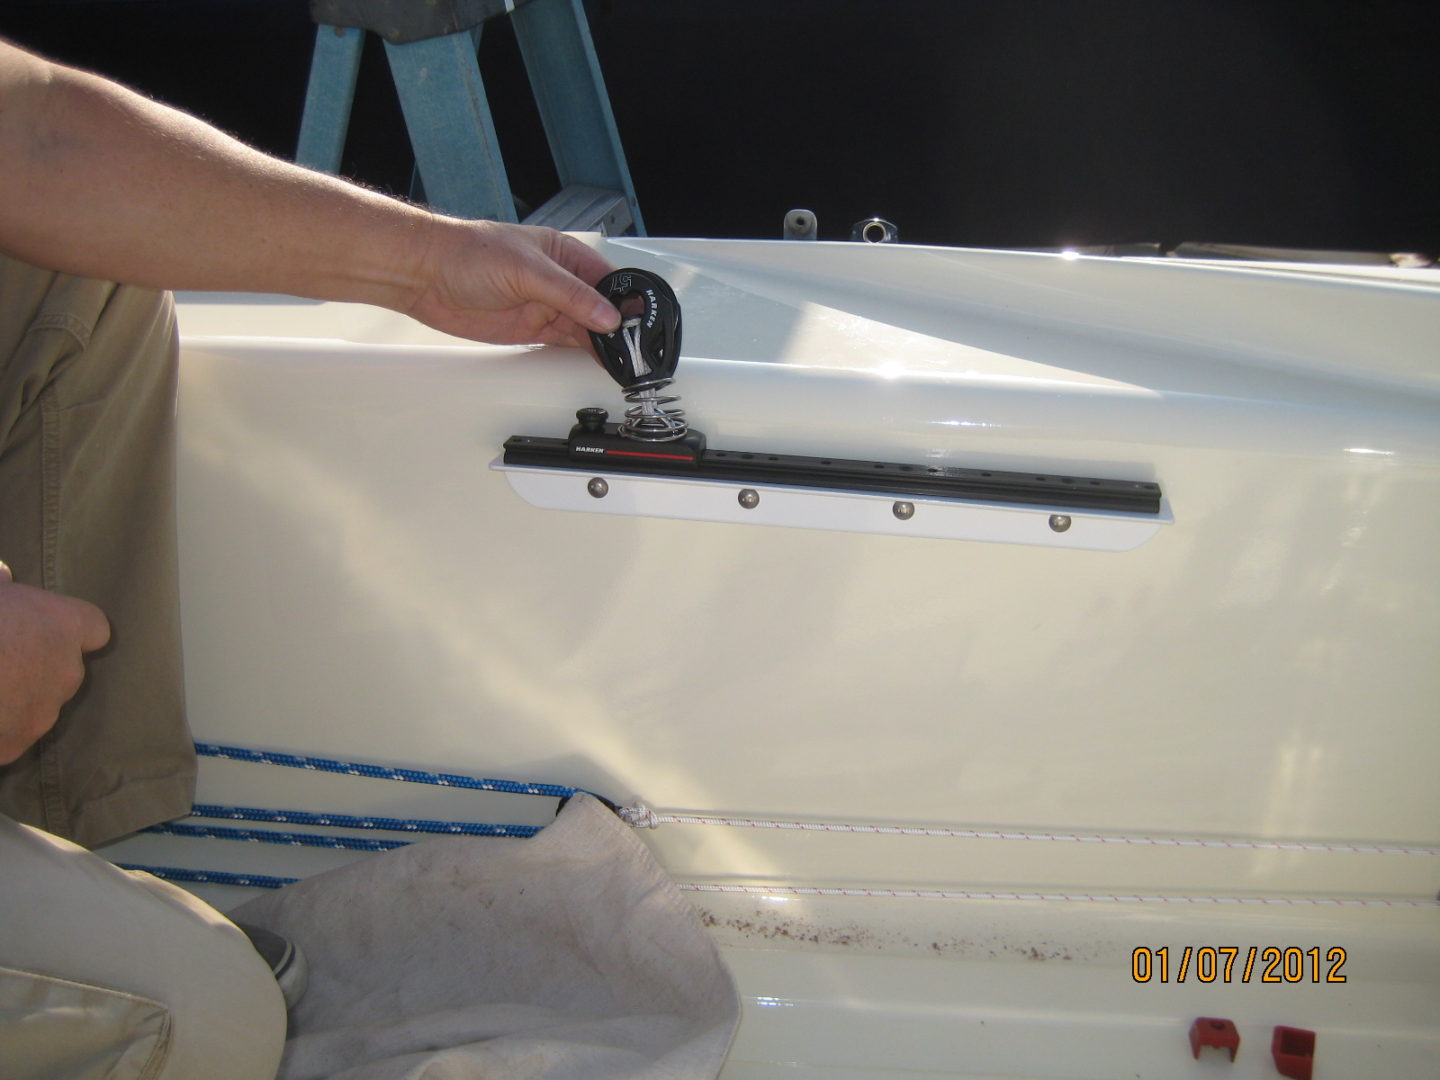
[522,185,632,234]
[296,0,642,234]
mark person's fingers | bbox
[0,574,108,651]
[409,219,623,345]
[552,231,621,292]
[523,257,619,335]
[57,593,111,653]
[579,287,621,334]
[528,229,619,333]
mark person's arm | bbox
[0,38,619,346]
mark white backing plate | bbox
[492,460,1171,552]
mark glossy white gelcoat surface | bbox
[138,240,1439,1077]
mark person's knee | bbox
[0,819,286,1080]
[117,871,288,1080]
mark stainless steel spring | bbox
[620,379,688,441]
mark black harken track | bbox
[503,430,1163,516]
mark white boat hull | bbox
[102,239,1440,1078]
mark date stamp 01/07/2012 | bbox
[1131,946,1348,984]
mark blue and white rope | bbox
[195,742,579,799]
[121,745,572,887]
[120,864,299,890]
[132,744,1437,906]
[148,822,411,851]
[187,803,542,839]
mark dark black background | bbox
[2,0,1435,252]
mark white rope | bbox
[678,882,1439,907]
[621,316,650,379]
[617,802,660,829]
[644,811,1440,857]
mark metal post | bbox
[383,28,518,222]
[512,0,644,234]
[296,25,365,174]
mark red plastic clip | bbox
[1272,1026,1316,1080]
[1189,1017,1240,1061]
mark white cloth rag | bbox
[232,794,740,1080]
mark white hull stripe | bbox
[651,813,1440,857]
[679,883,1439,907]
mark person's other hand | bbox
[0,562,111,765]
[406,220,621,348]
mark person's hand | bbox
[405,219,622,348]
[0,562,111,765]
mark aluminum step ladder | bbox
[296,0,643,235]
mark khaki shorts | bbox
[0,813,285,1080]
[0,252,194,848]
